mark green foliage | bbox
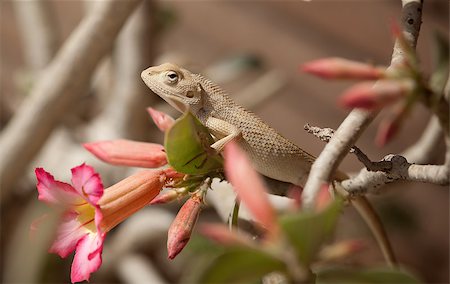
[164,111,223,175]
[316,267,420,284]
[279,198,343,266]
[196,246,286,284]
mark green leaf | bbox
[164,111,223,175]
[316,267,420,284]
[279,198,343,266]
[195,246,287,284]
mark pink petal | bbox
[70,233,104,283]
[223,142,278,236]
[35,168,82,206]
[71,163,104,205]
[84,140,167,168]
[49,211,89,258]
[147,107,175,132]
[302,57,384,80]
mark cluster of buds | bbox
[301,29,420,147]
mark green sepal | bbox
[164,111,223,175]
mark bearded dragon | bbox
[141,63,396,265]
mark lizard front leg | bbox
[205,116,241,152]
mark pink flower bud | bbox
[302,57,384,80]
[149,190,180,205]
[84,139,167,168]
[339,80,413,110]
[224,142,279,237]
[167,195,202,259]
[315,184,332,211]
[147,107,175,132]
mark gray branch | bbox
[0,0,141,202]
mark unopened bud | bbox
[147,107,175,132]
[84,140,167,168]
[302,57,385,80]
[167,195,203,259]
[339,80,413,110]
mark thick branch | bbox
[87,0,157,141]
[13,0,60,71]
[302,0,423,208]
[0,0,140,202]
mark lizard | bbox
[141,62,396,266]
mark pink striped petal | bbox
[49,211,89,258]
[70,233,104,283]
[224,142,278,236]
[84,140,167,168]
[147,107,175,132]
[71,164,103,205]
[35,168,82,206]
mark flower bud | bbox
[339,80,413,110]
[167,195,203,259]
[84,140,167,168]
[302,57,384,80]
[147,107,175,132]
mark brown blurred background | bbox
[1,1,449,283]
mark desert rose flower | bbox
[35,164,175,283]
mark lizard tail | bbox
[351,196,397,267]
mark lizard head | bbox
[141,63,204,113]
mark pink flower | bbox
[302,57,385,80]
[36,164,104,283]
[35,164,173,283]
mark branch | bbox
[302,0,424,208]
[13,0,60,71]
[86,0,157,141]
[342,154,449,195]
[0,0,141,202]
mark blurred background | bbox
[1,0,448,283]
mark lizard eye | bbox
[166,71,179,83]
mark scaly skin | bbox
[141,63,396,266]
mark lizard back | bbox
[195,74,316,186]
